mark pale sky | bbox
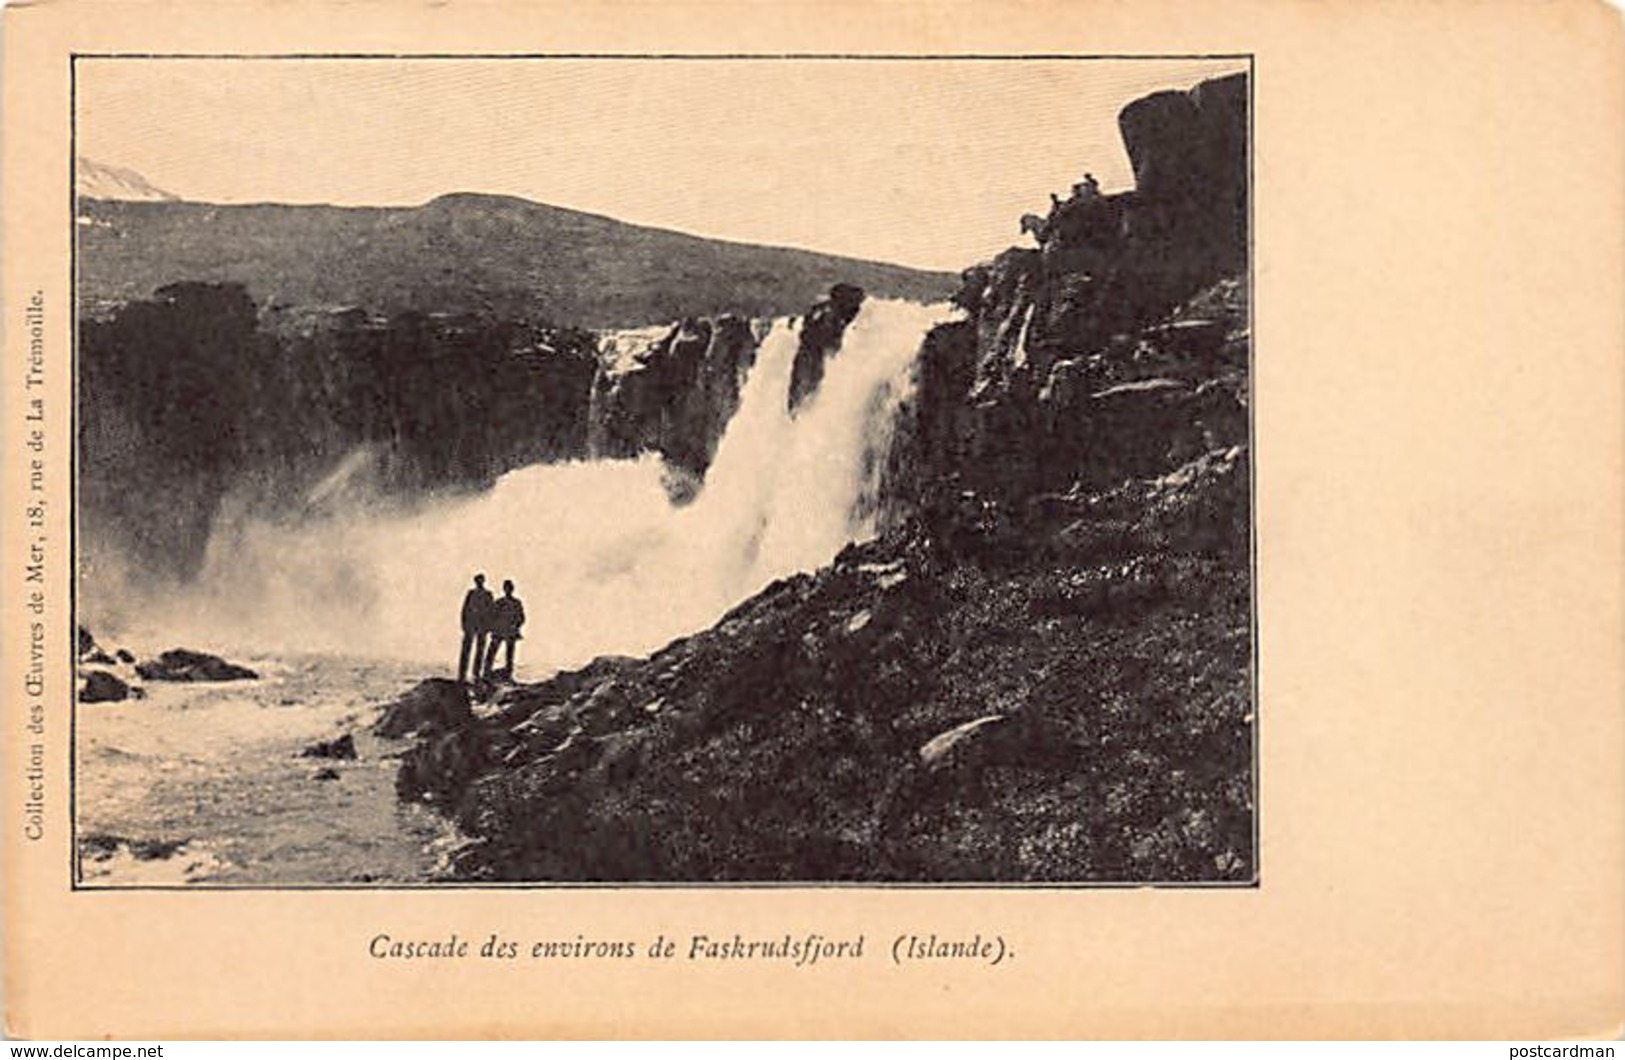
[77,56,1247,272]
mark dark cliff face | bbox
[80,280,871,582]
[587,314,760,489]
[79,283,264,584]
[788,283,866,414]
[79,284,601,583]
[586,282,870,501]
[890,69,1250,521]
[1116,72,1247,304]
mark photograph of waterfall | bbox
[71,55,1253,886]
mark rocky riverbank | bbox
[382,70,1252,883]
[392,275,1250,882]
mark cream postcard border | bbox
[4,0,1623,1040]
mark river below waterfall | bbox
[75,653,460,886]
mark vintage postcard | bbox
[4,0,1622,1040]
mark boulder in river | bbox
[300,733,357,760]
[80,625,143,667]
[79,670,131,704]
[136,648,258,682]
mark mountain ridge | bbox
[76,190,957,329]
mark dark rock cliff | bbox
[388,70,1254,884]
[892,69,1249,521]
[588,314,761,488]
[80,279,870,583]
[587,282,872,497]
[79,286,602,583]
[788,283,867,414]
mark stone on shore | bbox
[374,678,473,739]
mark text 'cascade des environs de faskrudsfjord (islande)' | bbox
[367,930,1013,968]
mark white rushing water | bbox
[148,298,951,675]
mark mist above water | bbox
[143,298,950,674]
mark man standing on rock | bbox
[458,573,494,685]
[483,579,526,682]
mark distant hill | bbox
[76,158,178,202]
[75,192,958,328]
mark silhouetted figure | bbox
[482,579,526,681]
[457,573,494,685]
[1073,173,1102,201]
[1019,212,1052,245]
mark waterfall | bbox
[162,298,952,671]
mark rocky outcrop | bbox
[374,679,472,739]
[588,314,760,487]
[1118,72,1247,280]
[586,282,871,496]
[890,71,1249,526]
[79,283,264,585]
[788,283,866,413]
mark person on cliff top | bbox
[482,579,527,682]
[1073,172,1102,201]
[457,573,494,685]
